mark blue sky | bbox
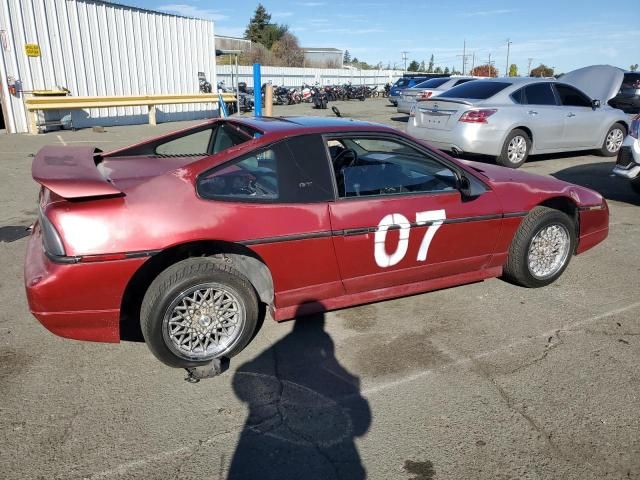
[128,0,638,74]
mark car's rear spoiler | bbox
[32,146,123,199]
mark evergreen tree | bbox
[407,60,420,72]
[427,54,434,72]
[444,66,450,75]
[419,61,425,72]
[343,50,351,64]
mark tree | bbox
[508,64,518,77]
[407,60,420,72]
[427,54,434,73]
[434,66,443,74]
[530,63,554,77]
[244,4,287,49]
[419,61,425,72]
[444,66,450,75]
[470,64,498,77]
[352,56,359,64]
[631,64,639,72]
[271,32,304,67]
[343,50,351,64]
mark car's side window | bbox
[510,88,525,104]
[554,84,591,107]
[523,83,557,106]
[155,128,215,156]
[198,146,280,201]
[326,136,458,198]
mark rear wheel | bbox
[503,207,575,288]
[496,129,531,168]
[599,123,626,156]
[141,258,259,368]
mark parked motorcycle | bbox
[311,86,328,109]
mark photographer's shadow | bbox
[229,305,371,480]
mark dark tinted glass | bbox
[453,78,475,86]
[554,84,591,107]
[510,88,525,104]
[395,78,410,88]
[414,78,449,89]
[524,83,557,105]
[622,73,640,89]
[438,82,510,99]
[282,135,335,202]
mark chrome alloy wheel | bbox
[507,135,528,164]
[527,224,571,280]
[606,128,624,153]
[162,283,245,360]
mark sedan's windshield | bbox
[438,81,511,99]
[414,77,450,89]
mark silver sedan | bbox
[397,76,478,114]
[407,66,630,168]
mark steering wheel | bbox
[333,148,358,171]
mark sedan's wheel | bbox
[503,206,576,288]
[497,129,531,168]
[599,123,626,156]
[141,258,259,368]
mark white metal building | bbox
[0,0,218,133]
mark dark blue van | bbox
[389,77,427,105]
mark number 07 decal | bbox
[374,210,446,268]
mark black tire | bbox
[141,258,259,368]
[502,206,576,288]
[631,178,640,195]
[598,123,626,156]
[496,129,531,168]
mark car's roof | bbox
[230,115,388,135]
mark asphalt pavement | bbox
[1,98,639,480]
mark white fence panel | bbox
[217,65,404,88]
[0,0,218,133]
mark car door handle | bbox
[567,112,576,118]
[528,110,538,115]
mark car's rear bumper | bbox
[407,118,504,157]
[24,223,146,343]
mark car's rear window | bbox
[438,81,511,99]
[394,78,410,88]
[414,78,449,89]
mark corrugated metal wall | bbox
[0,0,217,133]
[217,65,404,88]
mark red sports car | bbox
[25,117,609,368]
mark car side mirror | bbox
[458,173,486,200]
[592,99,601,110]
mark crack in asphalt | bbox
[507,330,564,375]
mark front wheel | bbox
[141,258,259,368]
[496,129,531,168]
[502,207,576,288]
[598,123,626,156]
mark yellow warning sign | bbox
[25,44,40,57]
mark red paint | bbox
[24,117,609,344]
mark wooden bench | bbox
[24,93,237,134]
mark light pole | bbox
[505,39,512,77]
[401,51,408,71]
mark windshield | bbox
[438,81,511,100]
[394,78,410,88]
[413,78,450,89]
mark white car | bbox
[407,65,630,168]
[612,114,640,193]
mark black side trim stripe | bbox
[243,212,531,244]
[240,231,332,246]
[125,249,162,259]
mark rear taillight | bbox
[39,209,65,257]
[459,109,498,124]
[417,91,433,101]
[631,115,639,139]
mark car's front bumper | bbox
[407,117,505,157]
[24,223,147,343]
[612,136,640,179]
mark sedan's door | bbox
[553,83,602,149]
[325,134,504,294]
[520,83,566,151]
